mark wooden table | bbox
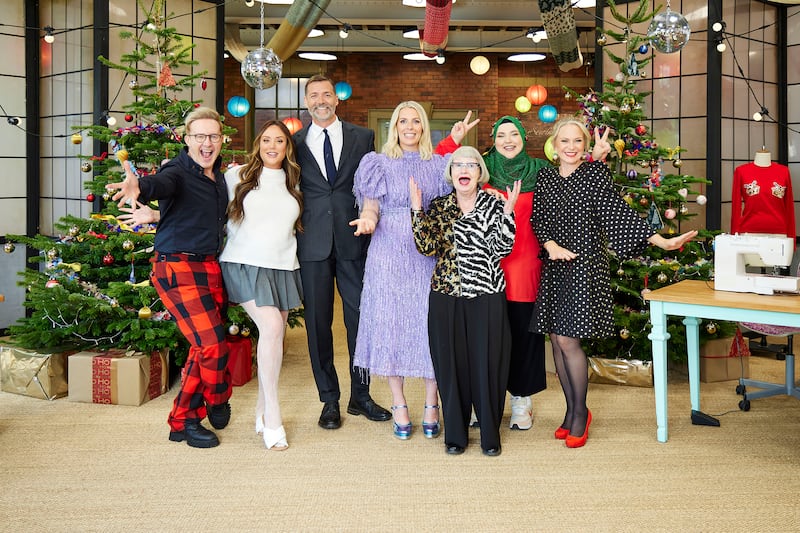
[644,280,800,442]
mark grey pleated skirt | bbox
[220,262,303,311]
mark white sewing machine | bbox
[714,233,800,295]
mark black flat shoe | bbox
[318,401,341,430]
[482,447,502,457]
[169,420,219,448]
[445,444,465,455]
[347,398,391,421]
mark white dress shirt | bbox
[308,119,343,182]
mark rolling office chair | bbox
[736,259,800,411]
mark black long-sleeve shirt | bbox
[137,148,228,256]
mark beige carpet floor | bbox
[1,321,800,532]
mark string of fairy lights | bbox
[0,1,798,137]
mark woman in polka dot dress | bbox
[530,119,697,449]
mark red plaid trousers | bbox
[152,254,231,431]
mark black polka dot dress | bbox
[530,161,654,339]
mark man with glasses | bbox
[108,107,232,448]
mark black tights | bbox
[550,334,589,437]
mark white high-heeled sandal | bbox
[263,425,289,451]
[255,416,264,435]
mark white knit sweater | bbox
[219,166,300,270]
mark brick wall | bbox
[222,52,594,159]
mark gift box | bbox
[0,343,75,400]
[588,357,653,387]
[700,329,751,383]
[228,335,254,387]
[68,348,169,405]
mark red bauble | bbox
[102,253,114,265]
[635,124,647,135]
[194,103,200,108]
[201,79,208,90]
[124,114,133,122]
[86,193,95,202]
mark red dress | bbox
[731,162,795,238]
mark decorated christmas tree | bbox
[4,0,264,364]
[566,0,733,362]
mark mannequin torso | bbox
[754,150,772,168]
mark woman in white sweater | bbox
[219,119,304,450]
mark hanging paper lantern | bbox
[334,81,353,101]
[538,105,558,123]
[469,55,490,75]
[282,117,303,134]
[526,84,548,105]
[241,47,282,90]
[514,96,532,113]
[227,96,251,118]
[647,8,691,54]
[543,136,556,162]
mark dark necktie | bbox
[323,129,337,186]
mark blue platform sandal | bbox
[392,405,412,440]
[422,404,441,439]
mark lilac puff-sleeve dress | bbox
[353,150,452,378]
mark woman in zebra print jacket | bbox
[410,145,521,457]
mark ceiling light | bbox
[403,53,435,61]
[339,24,351,39]
[259,0,294,4]
[573,0,596,7]
[507,53,546,62]
[308,29,324,38]
[403,29,420,39]
[712,21,726,33]
[436,49,446,65]
[526,29,547,43]
[298,52,337,61]
[43,26,55,44]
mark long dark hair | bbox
[227,120,303,232]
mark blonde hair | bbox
[381,101,433,160]
[551,118,591,148]
[444,145,490,186]
[184,106,223,135]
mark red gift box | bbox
[227,336,254,386]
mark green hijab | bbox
[484,116,547,193]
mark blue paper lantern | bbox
[227,96,250,118]
[334,81,353,101]
[538,104,558,123]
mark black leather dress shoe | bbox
[482,446,502,457]
[169,420,220,448]
[346,398,391,421]
[207,401,231,430]
[318,401,341,430]
[445,444,465,455]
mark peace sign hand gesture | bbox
[450,110,480,145]
[590,126,612,163]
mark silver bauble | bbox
[241,48,282,90]
[647,8,691,54]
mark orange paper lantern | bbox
[282,117,303,134]
[526,84,548,105]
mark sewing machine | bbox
[714,233,800,295]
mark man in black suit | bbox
[293,74,391,429]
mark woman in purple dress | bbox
[350,101,460,440]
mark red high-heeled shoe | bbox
[554,426,569,440]
[565,410,592,449]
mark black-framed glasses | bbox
[187,133,222,143]
[451,162,480,170]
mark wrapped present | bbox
[0,343,75,400]
[588,357,653,387]
[700,329,750,383]
[68,348,168,405]
[228,335,254,387]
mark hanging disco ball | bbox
[647,8,691,54]
[241,47,282,90]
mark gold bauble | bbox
[706,322,717,334]
[71,133,83,144]
[620,328,631,339]
[138,306,152,320]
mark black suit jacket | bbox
[294,121,375,262]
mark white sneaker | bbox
[509,395,533,430]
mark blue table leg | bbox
[684,316,721,426]
[648,301,670,442]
